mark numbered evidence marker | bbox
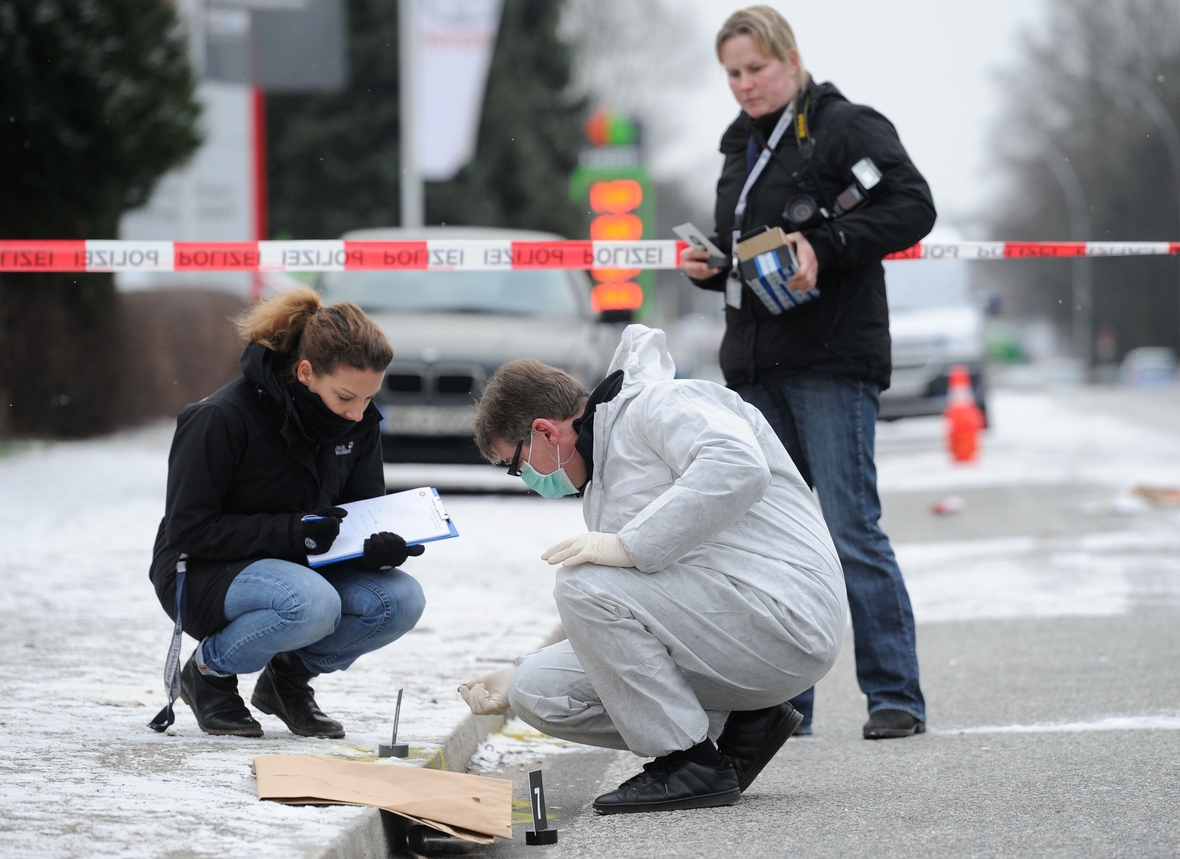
[378,688,409,758]
[524,769,558,845]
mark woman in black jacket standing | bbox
[149,287,425,738]
[681,7,935,740]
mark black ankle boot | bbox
[717,702,804,792]
[592,741,741,814]
[251,652,345,739]
[179,653,263,737]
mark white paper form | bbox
[308,487,458,568]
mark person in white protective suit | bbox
[464,325,847,814]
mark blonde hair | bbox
[715,6,808,90]
[234,287,393,375]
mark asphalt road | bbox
[427,388,1180,859]
[471,611,1178,859]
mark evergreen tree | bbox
[0,0,201,435]
[426,0,585,236]
[267,0,403,240]
[267,0,585,239]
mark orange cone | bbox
[944,364,984,462]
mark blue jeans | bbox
[734,372,925,723]
[200,559,426,676]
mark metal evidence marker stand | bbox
[525,769,558,845]
[379,688,409,758]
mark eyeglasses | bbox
[503,440,525,477]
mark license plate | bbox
[381,405,475,435]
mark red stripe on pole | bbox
[253,88,268,242]
[251,87,268,301]
[175,242,260,270]
[0,241,87,272]
[511,241,593,269]
[1003,242,1087,258]
[1171,242,1180,254]
[343,241,429,269]
[885,243,923,260]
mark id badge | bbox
[725,273,742,309]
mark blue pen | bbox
[301,515,326,522]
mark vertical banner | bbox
[416,0,503,182]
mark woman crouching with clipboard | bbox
[149,287,425,738]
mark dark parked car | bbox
[319,227,621,463]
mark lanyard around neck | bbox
[732,104,795,246]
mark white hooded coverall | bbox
[508,325,848,757]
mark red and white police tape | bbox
[3,239,1180,273]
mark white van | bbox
[879,257,987,421]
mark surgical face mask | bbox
[519,434,579,498]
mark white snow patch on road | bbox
[468,718,580,773]
[932,715,1180,735]
[876,390,1180,622]
[876,390,1180,493]
[0,422,581,859]
[899,530,1180,623]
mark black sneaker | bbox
[863,709,926,739]
[179,653,263,737]
[251,652,345,739]
[717,702,804,792]
[592,749,741,814]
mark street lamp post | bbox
[1039,140,1092,375]
[399,0,423,228]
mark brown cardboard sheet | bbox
[254,755,513,843]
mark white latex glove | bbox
[457,665,516,716]
[542,532,634,568]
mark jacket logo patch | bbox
[335,441,354,456]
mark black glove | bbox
[298,506,348,555]
[355,531,425,570]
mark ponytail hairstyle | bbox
[715,6,809,96]
[234,286,393,376]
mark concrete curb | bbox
[314,624,568,858]
[315,711,507,859]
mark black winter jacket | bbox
[149,343,386,640]
[695,79,936,389]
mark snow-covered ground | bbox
[874,389,1180,624]
[1,386,1179,857]
[0,424,580,859]
[876,388,1180,493]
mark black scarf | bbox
[572,370,625,490]
[751,103,788,137]
[288,378,358,444]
